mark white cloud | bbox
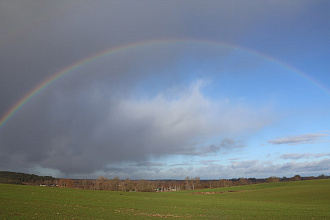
[111,80,272,149]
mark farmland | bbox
[1,179,329,219]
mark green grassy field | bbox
[1,179,329,219]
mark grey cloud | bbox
[134,162,165,167]
[231,160,259,169]
[0,75,271,175]
[279,159,330,173]
[194,139,245,156]
[227,158,246,161]
[198,160,220,165]
[204,159,330,179]
[280,153,330,160]
[268,133,330,145]
[170,162,194,167]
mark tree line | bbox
[1,171,329,192]
[0,171,56,185]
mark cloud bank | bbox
[0,79,271,176]
[103,158,330,180]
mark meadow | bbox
[1,179,329,219]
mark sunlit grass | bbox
[1,179,329,219]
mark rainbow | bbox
[0,39,329,130]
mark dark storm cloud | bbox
[0,67,270,175]
[0,0,313,116]
[0,1,315,177]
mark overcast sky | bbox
[0,0,329,179]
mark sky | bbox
[0,0,329,180]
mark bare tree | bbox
[266,176,280,183]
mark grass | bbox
[1,179,329,219]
